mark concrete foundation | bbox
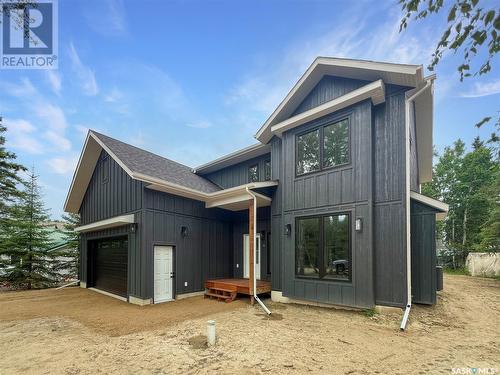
[271,290,360,311]
[374,305,403,314]
[79,281,87,288]
[129,295,152,306]
[176,291,205,300]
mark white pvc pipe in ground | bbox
[207,320,216,346]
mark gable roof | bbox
[64,131,221,213]
[255,57,423,143]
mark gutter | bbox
[245,187,271,315]
[400,77,434,331]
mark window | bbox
[264,160,271,181]
[248,164,259,182]
[296,118,350,176]
[295,213,350,281]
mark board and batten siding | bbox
[409,100,420,192]
[203,154,271,189]
[270,137,283,290]
[79,150,144,225]
[373,86,409,308]
[142,189,233,299]
[278,94,375,308]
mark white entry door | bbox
[154,246,173,303]
[243,234,261,280]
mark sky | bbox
[1,0,499,219]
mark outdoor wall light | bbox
[130,223,137,233]
[181,226,189,238]
[284,224,291,236]
[355,218,363,232]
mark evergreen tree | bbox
[0,117,27,220]
[52,213,80,279]
[0,168,58,289]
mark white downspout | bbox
[400,78,433,331]
[246,187,271,315]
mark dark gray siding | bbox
[373,87,408,307]
[270,137,283,290]
[279,98,375,308]
[293,75,370,115]
[80,150,144,225]
[142,189,233,298]
[411,200,438,305]
[203,154,271,189]
[232,207,271,280]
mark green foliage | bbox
[443,266,470,276]
[0,118,27,221]
[362,308,377,317]
[422,138,499,253]
[51,213,80,279]
[0,168,59,289]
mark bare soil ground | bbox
[0,275,498,374]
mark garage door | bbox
[91,236,128,297]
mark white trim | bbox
[410,191,449,212]
[270,80,385,138]
[255,57,423,143]
[194,143,271,174]
[88,287,127,302]
[74,214,135,232]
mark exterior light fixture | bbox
[130,223,137,233]
[181,226,189,238]
[284,224,291,236]
[355,218,363,232]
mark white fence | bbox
[466,253,500,277]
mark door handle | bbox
[170,272,175,278]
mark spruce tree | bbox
[0,168,58,289]
[51,213,80,280]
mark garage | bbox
[88,236,128,298]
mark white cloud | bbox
[68,42,99,96]
[45,70,62,95]
[33,103,72,151]
[46,155,79,175]
[4,119,44,154]
[0,77,37,98]
[461,80,500,98]
[185,120,212,129]
[104,87,124,103]
[85,0,127,36]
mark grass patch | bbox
[443,267,469,276]
[362,308,377,318]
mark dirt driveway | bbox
[0,275,498,374]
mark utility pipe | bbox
[246,187,271,315]
[400,77,434,331]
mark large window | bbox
[296,118,350,176]
[248,164,259,182]
[296,213,350,281]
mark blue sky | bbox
[1,0,499,218]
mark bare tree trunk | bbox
[462,207,467,247]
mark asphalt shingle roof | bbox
[91,131,222,194]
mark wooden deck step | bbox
[205,292,232,299]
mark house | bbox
[64,57,448,317]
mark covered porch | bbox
[203,182,276,304]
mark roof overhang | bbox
[256,57,423,143]
[410,191,448,220]
[270,80,385,138]
[147,180,278,211]
[74,214,135,233]
[194,143,271,174]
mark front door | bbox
[243,234,261,280]
[154,246,173,303]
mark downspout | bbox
[246,187,272,315]
[400,77,433,331]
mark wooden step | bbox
[205,292,231,299]
[209,287,237,294]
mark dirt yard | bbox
[0,275,498,374]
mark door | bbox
[90,236,128,298]
[243,234,261,280]
[154,246,174,303]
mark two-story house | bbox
[64,57,448,327]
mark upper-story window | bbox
[264,160,271,181]
[296,118,350,176]
[248,164,259,182]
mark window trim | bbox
[295,116,351,178]
[294,211,352,283]
[248,163,259,183]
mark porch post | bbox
[249,198,255,305]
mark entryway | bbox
[154,245,174,303]
[243,233,261,280]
